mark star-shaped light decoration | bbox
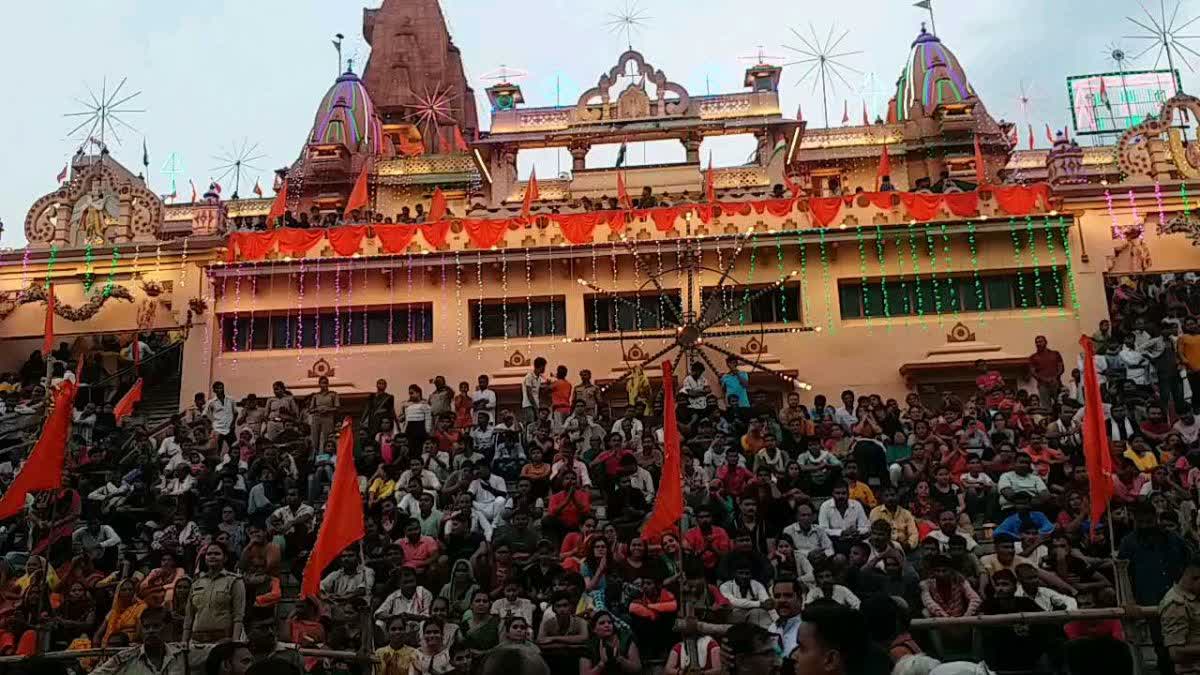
[211,138,267,199]
[1125,0,1200,72]
[64,76,145,151]
[605,0,652,51]
[402,83,459,142]
[565,219,818,394]
[783,23,863,128]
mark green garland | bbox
[1010,218,1029,316]
[966,222,985,325]
[776,235,788,324]
[83,243,95,292]
[940,223,959,322]
[855,225,871,329]
[875,226,891,326]
[1057,216,1081,317]
[103,246,120,297]
[818,229,834,333]
[1043,218,1064,314]
[925,228,943,322]
[1026,217,1043,310]
[907,224,926,328]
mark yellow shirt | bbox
[869,505,919,550]
[375,644,420,675]
[1124,449,1159,473]
[1179,335,1200,372]
[369,477,398,502]
[848,481,878,509]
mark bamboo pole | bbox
[0,646,377,665]
[909,605,1157,629]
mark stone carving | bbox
[576,50,690,123]
[1161,211,1200,246]
[1117,94,1200,180]
[308,358,336,379]
[946,322,976,343]
[24,155,163,249]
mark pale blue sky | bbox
[0,0,1178,246]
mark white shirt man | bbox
[719,578,771,610]
[680,373,711,410]
[205,395,237,436]
[1015,583,1078,612]
[804,584,861,609]
[399,468,442,492]
[818,498,869,538]
[469,473,509,523]
[781,520,834,558]
[471,386,497,422]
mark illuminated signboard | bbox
[1067,69,1181,135]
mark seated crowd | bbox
[0,274,1198,675]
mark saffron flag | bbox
[0,378,78,520]
[344,162,370,217]
[705,154,716,204]
[113,378,143,424]
[43,284,55,357]
[429,187,447,222]
[974,134,986,185]
[453,126,469,152]
[301,418,365,598]
[268,179,289,226]
[1027,124,1035,150]
[1045,123,1055,144]
[252,179,264,198]
[617,171,632,210]
[796,103,803,122]
[521,168,539,218]
[862,101,870,125]
[877,144,892,187]
[1099,78,1113,111]
[56,165,68,183]
[642,360,683,540]
[1079,336,1114,536]
[841,100,849,125]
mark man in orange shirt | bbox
[1179,318,1200,409]
[550,365,573,430]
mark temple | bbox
[5,12,1200,411]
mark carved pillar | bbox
[53,204,71,248]
[568,140,590,172]
[487,145,518,208]
[682,132,703,164]
[1147,138,1175,182]
[111,198,133,244]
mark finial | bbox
[920,21,927,34]
[346,57,355,74]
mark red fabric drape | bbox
[228,232,278,262]
[326,226,367,257]
[752,199,796,217]
[275,229,325,257]
[0,379,77,519]
[900,192,944,222]
[113,378,143,424]
[943,192,980,218]
[650,207,680,232]
[992,184,1049,216]
[808,197,843,227]
[555,213,601,244]
[692,205,715,224]
[419,220,451,249]
[606,211,628,232]
[43,284,54,357]
[301,419,365,598]
[860,192,896,210]
[641,361,682,540]
[718,202,752,216]
[1079,336,1114,535]
[374,224,418,253]
[463,218,509,249]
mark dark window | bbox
[470,298,567,340]
[701,284,801,326]
[220,305,433,352]
[838,269,1064,319]
[585,291,682,333]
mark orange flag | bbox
[641,360,683,540]
[617,171,632,210]
[301,418,365,598]
[344,162,371,217]
[974,134,987,186]
[1079,336,1114,535]
[0,379,78,519]
[862,101,870,125]
[841,100,849,125]
[453,126,469,152]
[876,144,891,189]
[705,155,716,204]
[113,378,143,424]
[43,284,55,357]
[267,180,289,227]
[521,168,539,218]
[429,187,447,222]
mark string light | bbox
[894,235,909,321]
[102,245,119,297]
[219,272,230,356]
[296,259,306,362]
[132,244,141,276]
[1183,184,1193,219]
[179,236,189,288]
[855,225,871,330]
[798,239,810,327]
[924,228,943,324]
[501,254,509,351]
[1153,181,1167,234]
[231,263,242,368]
[630,239,642,332]
[655,239,665,327]
[590,247,600,351]
[388,266,396,346]
[362,265,368,348]
[1127,189,1143,240]
[1026,217,1043,310]
[907,224,926,328]
[817,229,834,334]
[203,269,215,361]
[715,244,727,323]
[775,234,789,324]
[939,223,959,322]
[83,243,95,292]
[525,248,533,352]
[47,245,58,287]
[20,248,29,290]
[248,263,258,351]
[440,256,448,352]
[477,252,485,358]
[315,265,322,350]
[874,225,891,327]
[407,255,416,343]
[740,236,758,327]
[334,261,342,354]
[1103,189,1121,239]
[548,256,558,349]
[154,243,162,274]
[454,251,464,349]
[1009,218,1029,316]
[1057,215,1081,317]
[1044,218,1064,315]
[966,222,985,326]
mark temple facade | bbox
[5,12,1200,410]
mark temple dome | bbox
[892,26,977,121]
[308,69,384,154]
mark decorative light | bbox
[525,248,533,352]
[179,236,189,287]
[476,252,485,358]
[1127,189,1144,240]
[1009,218,1029,316]
[131,244,141,276]
[855,225,871,330]
[315,264,323,350]
[798,238,810,327]
[1026,217,1043,310]
[103,245,119,297]
[46,245,58,286]
[454,251,465,349]
[874,225,891,326]
[248,263,258,351]
[1182,183,1193,219]
[906,224,926,328]
[939,224,959,322]
[1104,189,1121,239]
[20,248,30,290]
[501,255,509,351]
[1153,181,1167,235]
[83,243,95,292]
[924,229,944,324]
[1057,215,1081,317]
[966,222,986,326]
[334,261,343,354]
[775,234,788,324]
[296,259,306,361]
[1043,217,1064,315]
[203,269,215,360]
[817,229,834,333]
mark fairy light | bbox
[132,244,142,276]
[362,265,368,347]
[387,267,396,345]
[46,245,58,287]
[874,226,891,326]
[798,239,810,326]
[817,229,834,334]
[1103,189,1121,239]
[940,223,959,322]
[203,269,215,360]
[1010,218,1029,316]
[179,236,189,287]
[477,252,485,357]
[154,243,162,274]
[524,248,533,352]
[1127,189,1143,240]
[855,225,871,329]
[102,245,119,297]
[1044,218,1064,315]
[656,239,666,327]
[314,265,322,350]
[408,255,416,342]
[907,224,925,328]
[1183,184,1193,219]
[231,263,242,367]
[454,251,465,349]
[590,247,600,351]
[966,222,985,326]
[501,254,510,351]
[248,263,258,350]
[335,262,344,352]
[894,235,909,320]
[548,256,558,349]
[296,259,306,362]
[439,255,448,352]
[715,244,727,322]
[740,236,758,327]
[83,243,95,292]
[1154,181,1167,235]
[630,240,642,332]
[1026,217,1043,310]
[775,234,788,324]
[1057,215,1081,317]
[20,248,30,291]
[924,229,943,324]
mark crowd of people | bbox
[0,272,1198,675]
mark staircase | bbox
[139,367,182,431]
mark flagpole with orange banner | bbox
[301,417,365,599]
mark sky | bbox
[0,0,1184,247]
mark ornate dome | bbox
[893,26,977,121]
[308,69,384,154]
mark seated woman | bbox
[580,610,641,675]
